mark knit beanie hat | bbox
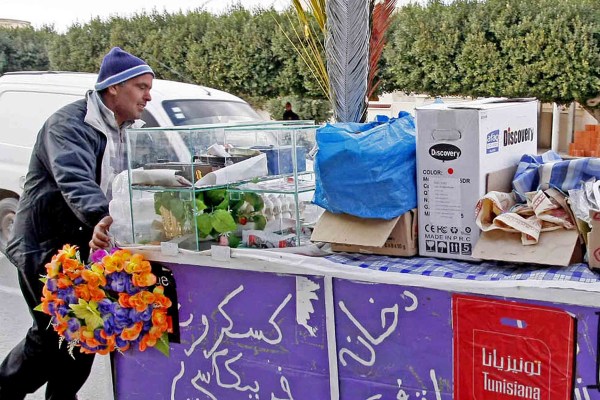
[95,47,154,91]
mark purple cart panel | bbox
[114,263,329,400]
[333,279,453,399]
[333,278,600,400]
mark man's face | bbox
[111,73,153,125]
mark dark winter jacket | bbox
[5,98,109,274]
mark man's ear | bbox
[106,85,119,96]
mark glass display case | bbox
[111,121,321,251]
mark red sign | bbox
[453,294,575,400]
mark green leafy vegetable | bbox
[252,214,267,231]
[195,198,207,213]
[244,192,264,211]
[205,189,227,206]
[211,209,237,233]
[196,213,213,237]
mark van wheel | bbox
[0,198,18,252]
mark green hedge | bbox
[383,0,600,106]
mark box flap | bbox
[416,98,536,111]
[473,229,581,267]
[311,211,399,247]
[447,97,537,110]
[485,165,517,193]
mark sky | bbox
[1,0,290,32]
[2,0,422,33]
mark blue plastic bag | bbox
[313,113,417,220]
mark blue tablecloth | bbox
[324,253,600,283]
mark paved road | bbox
[0,254,114,400]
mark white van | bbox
[0,71,263,249]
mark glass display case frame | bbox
[116,120,320,251]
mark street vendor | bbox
[0,47,154,400]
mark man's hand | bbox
[89,215,113,251]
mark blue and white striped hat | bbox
[95,47,154,91]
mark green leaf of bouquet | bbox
[196,213,213,237]
[69,299,104,330]
[154,333,170,357]
[39,276,47,283]
[33,303,44,312]
[211,209,237,233]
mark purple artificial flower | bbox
[90,249,109,263]
[143,320,152,331]
[67,318,81,333]
[46,278,58,292]
[94,329,107,344]
[80,342,100,352]
[115,336,128,349]
[124,277,140,295]
[138,307,152,322]
[103,316,116,336]
[113,305,132,329]
[63,330,76,342]
[109,272,127,293]
[73,277,84,285]
[97,298,115,315]
[56,305,69,317]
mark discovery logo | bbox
[429,143,461,161]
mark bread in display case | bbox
[111,121,322,251]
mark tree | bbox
[382,0,600,112]
[0,27,55,74]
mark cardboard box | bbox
[310,209,417,257]
[472,168,583,267]
[473,229,582,267]
[416,98,538,260]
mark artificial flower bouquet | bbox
[35,244,173,356]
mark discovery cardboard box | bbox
[310,209,417,257]
[416,98,538,261]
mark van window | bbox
[162,99,261,126]
[0,91,80,147]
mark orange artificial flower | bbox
[81,268,107,287]
[128,291,155,312]
[120,322,144,341]
[152,287,172,308]
[118,293,131,308]
[151,309,169,332]
[132,272,157,287]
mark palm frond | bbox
[326,0,371,122]
[368,0,397,100]
[279,0,329,100]
[306,0,327,33]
